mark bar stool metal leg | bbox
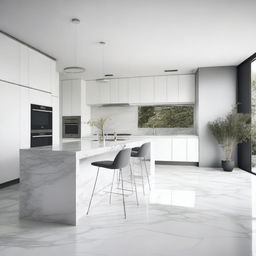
[143,157,151,190]
[139,159,145,195]
[87,167,100,215]
[129,163,139,206]
[119,168,126,219]
[109,169,116,204]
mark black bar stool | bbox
[131,142,151,194]
[86,148,138,219]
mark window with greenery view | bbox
[138,105,194,128]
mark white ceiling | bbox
[0,0,256,80]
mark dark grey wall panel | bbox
[237,53,256,172]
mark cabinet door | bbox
[118,78,129,103]
[167,75,179,102]
[0,33,20,84]
[128,77,140,103]
[99,83,110,104]
[172,138,187,161]
[20,45,29,86]
[140,77,154,103]
[50,63,58,96]
[28,49,52,92]
[109,79,118,103]
[179,75,195,103]
[154,76,167,103]
[0,81,20,183]
[52,96,60,145]
[29,89,52,107]
[71,80,81,116]
[86,81,99,105]
[187,137,199,162]
[61,80,72,116]
[152,139,172,161]
[19,87,30,149]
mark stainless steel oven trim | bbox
[32,135,52,138]
[32,109,52,113]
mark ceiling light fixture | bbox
[96,41,111,82]
[64,18,85,74]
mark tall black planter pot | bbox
[221,160,234,172]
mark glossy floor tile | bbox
[0,165,256,256]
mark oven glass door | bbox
[65,124,79,135]
[31,109,52,130]
[31,133,52,147]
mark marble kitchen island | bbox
[20,138,152,225]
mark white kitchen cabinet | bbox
[109,79,118,103]
[179,75,195,103]
[128,77,140,103]
[52,96,60,145]
[19,87,30,149]
[152,138,172,161]
[20,45,29,86]
[167,75,179,102]
[187,137,199,162]
[29,88,52,107]
[140,77,154,103]
[86,81,100,105]
[0,81,20,184]
[118,78,129,103]
[28,48,52,92]
[51,69,59,97]
[61,79,82,116]
[62,80,72,116]
[152,136,198,162]
[71,80,82,115]
[0,33,20,84]
[172,138,187,161]
[154,76,167,103]
[99,83,110,104]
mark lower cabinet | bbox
[152,136,198,162]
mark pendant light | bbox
[64,18,85,73]
[96,41,111,82]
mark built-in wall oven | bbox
[31,104,53,147]
[63,116,81,138]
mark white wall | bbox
[91,105,195,135]
[197,66,237,167]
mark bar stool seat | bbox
[91,161,115,169]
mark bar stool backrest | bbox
[112,148,132,169]
[137,142,151,158]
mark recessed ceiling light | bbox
[164,69,178,72]
[64,66,85,73]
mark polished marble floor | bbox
[0,165,256,256]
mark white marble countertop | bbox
[23,138,150,159]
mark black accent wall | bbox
[237,53,256,172]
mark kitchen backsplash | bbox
[91,106,196,135]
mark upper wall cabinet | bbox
[86,74,195,105]
[140,77,154,103]
[0,33,57,94]
[0,33,21,84]
[128,77,140,104]
[179,75,195,103]
[28,49,54,93]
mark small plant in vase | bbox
[208,107,251,171]
[87,117,111,142]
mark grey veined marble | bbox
[19,138,152,225]
[0,166,255,256]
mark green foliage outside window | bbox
[138,105,194,128]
